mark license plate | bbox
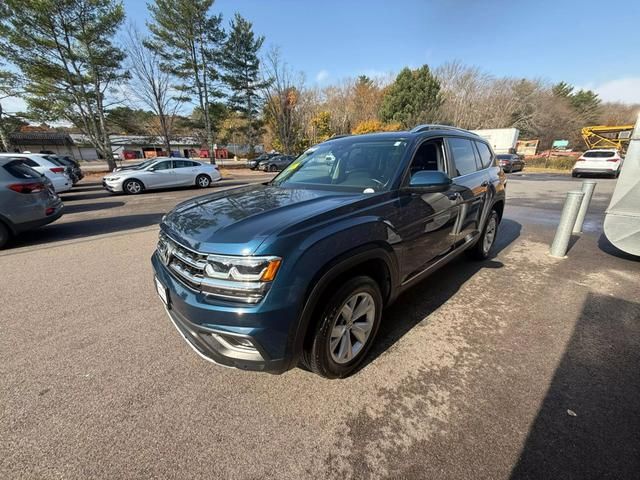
[155,277,170,307]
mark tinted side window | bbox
[475,141,494,169]
[448,138,478,176]
[153,161,172,170]
[174,160,191,168]
[17,157,40,167]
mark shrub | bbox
[524,155,576,170]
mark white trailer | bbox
[471,128,520,154]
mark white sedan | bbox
[102,158,221,194]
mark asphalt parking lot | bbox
[1,171,638,479]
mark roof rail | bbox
[328,134,352,140]
[410,124,479,136]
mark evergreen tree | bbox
[0,0,126,169]
[379,65,442,128]
[220,13,269,154]
[146,0,225,162]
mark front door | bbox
[145,160,176,188]
[395,138,460,283]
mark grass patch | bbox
[525,156,576,170]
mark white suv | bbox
[572,149,623,178]
[0,153,72,192]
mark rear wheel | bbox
[572,171,579,178]
[269,164,278,172]
[303,276,382,379]
[123,179,143,195]
[470,209,499,260]
[196,174,211,188]
[0,222,10,249]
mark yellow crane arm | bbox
[582,125,634,150]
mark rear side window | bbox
[447,138,478,176]
[15,157,40,167]
[174,160,191,168]
[475,142,494,169]
[3,160,43,179]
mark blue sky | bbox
[121,0,640,104]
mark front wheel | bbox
[303,276,383,379]
[269,164,278,172]
[123,179,143,195]
[470,209,499,260]
[196,174,211,188]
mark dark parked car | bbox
[0,157,63,248]
[152,125,506,378]
[247,152,279,170]
[46,155,84,184]
[496,154,524,173]
[259,155,296,172]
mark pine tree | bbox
[0,0,126,169]
[146,0,225,162]
[379,65,442,128]
[220,13,269,154]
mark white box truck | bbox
[471,128,519,154]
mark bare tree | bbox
[124,27,185,154]
[261,48,305,154]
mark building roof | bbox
[9,131,74,146]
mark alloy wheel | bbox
[329,292,376,364]
[483,215,497,254]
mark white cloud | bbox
[315,69,329,83]
[1,96,27,114]
[582,77,640,104]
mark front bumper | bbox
[151,252,295,373]
[102,178,124,192]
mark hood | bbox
[161,184,364,254]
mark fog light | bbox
[212,333,257,352]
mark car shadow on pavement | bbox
[10,213,162,249]
[62,201,125,214]
[597,233,640,262]
[363,218,522,369]
[510,293,640,479]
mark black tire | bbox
[470,209,500,260]
[303,276,383,379]
[0,221,10,249]
[196,174,211,188]
[572,172,578,178]
[269,164,277,172]
[123,179,144,195]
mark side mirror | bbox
[406,170,452,193]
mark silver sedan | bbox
[103,158,221,194]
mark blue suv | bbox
[152,126,506,378]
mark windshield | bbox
[270,138,408,192]
[583,150,615,158]
[133,159,157,170]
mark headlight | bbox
[204,255,281,281]
[200,255,282,303]
[105,176,120,181]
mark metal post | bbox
[573,181,597,234]
[550,190,585,258]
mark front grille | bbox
[156,232,269,304]
[158,232,207,291]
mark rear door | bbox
[173,160,198,185]
[446,137,488,245]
